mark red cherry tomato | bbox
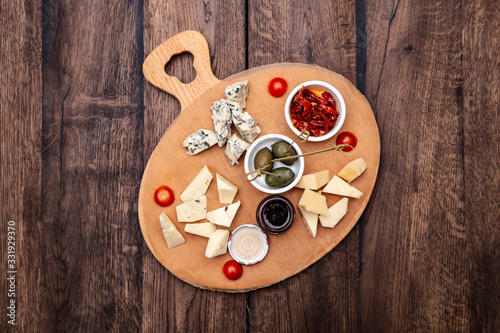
[223,260,243,280]
[154,186,175,207]
[268,77,288,97]
[336,132,358,152]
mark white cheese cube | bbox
[176,195,207,222]
[206,201,241,227]
[216,173,238,204]
[323,176,363,198]
[184,222,217,238]
[205,229,230,258]
[319,198,349,228]
[338,158,367,183]
[180,165,213,202]
[298,189,330,216]
[295,170,330,190]
[159,213,185,248]
[298,206,318,238]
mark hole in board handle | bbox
[164,52,196,84]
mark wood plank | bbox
[41,1,144,330]
[462,1,500,331]
[362,0,470,330]
[247,0,360,331]
[0,0,43,330]
[142,1,247,331]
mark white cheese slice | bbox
[338,157,367,183]
[184,222,217,238]
[295,170,330,190]
[205,229,230,258]
[298,205,318,238]
[216,173,238,204]
[298,189,330,215]
[224,80,248,109]
[319,198,349,228]
[224,133,249,165]
[206,201,241,227]
[159,212,185,248]
[182,129,218,155]
[323,175,363,198]
[176,195,207,222]
[179,165,213,202]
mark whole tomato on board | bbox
[223,260,243,280]
[335,132,358,152]
[154,186,175,207]
[268,78,288,97]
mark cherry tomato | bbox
[268,77,288,97]
[336,132,358,152]
[223,260,243,280]
[154,186,175,207]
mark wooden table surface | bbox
[1,0,499,331]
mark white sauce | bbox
[233,229,263,260]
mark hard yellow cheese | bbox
[184,222,217,238]
[176,195,207,222]
[295,170,330,190]
[205,229,230,258]
[323,176,363,198]
[216,173,238,204]
[180,165,213,202]
[206,201,241,227]
[298,188,330,215]
[338,157,367,183]
[159,213,185,248]
[298,205,318,238]
[319,198,348,228]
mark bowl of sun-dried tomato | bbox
[284,80,346,142]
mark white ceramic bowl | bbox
[244,134,304,194]
[284,80,346,142]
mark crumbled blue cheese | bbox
[210,99,232,147]
[224,133,250,165]
[182,129,218,155]
[224,80,248,109]
[227,100,261,143]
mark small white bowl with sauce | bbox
[228,224,269,266]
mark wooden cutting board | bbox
[139,31,380,292]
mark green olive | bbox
[271,141,297,166]
[254,148,274,172]
[265,167,296,187]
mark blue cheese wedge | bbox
[176,195,207,222]
[206,201,241,227]
[205,229,230,258]
[224,133,249,165]
[210,99,232,147]
[224,80,248,109]
[159,213,185,248]
[179,165,213,202]
[182,129,218,155]
[227,101,261,143]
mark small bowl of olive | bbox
[244,134,305,194]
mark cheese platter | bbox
[138,30,380,292]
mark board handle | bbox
[143,30,221,109]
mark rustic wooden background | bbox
[1,0,499,331]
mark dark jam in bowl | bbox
[256,195,295,235]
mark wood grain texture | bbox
[247,0,360,331]
[142,1,247,332]
[40,1,144,331]
[462,1,500,331]
[0,0,43,331]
